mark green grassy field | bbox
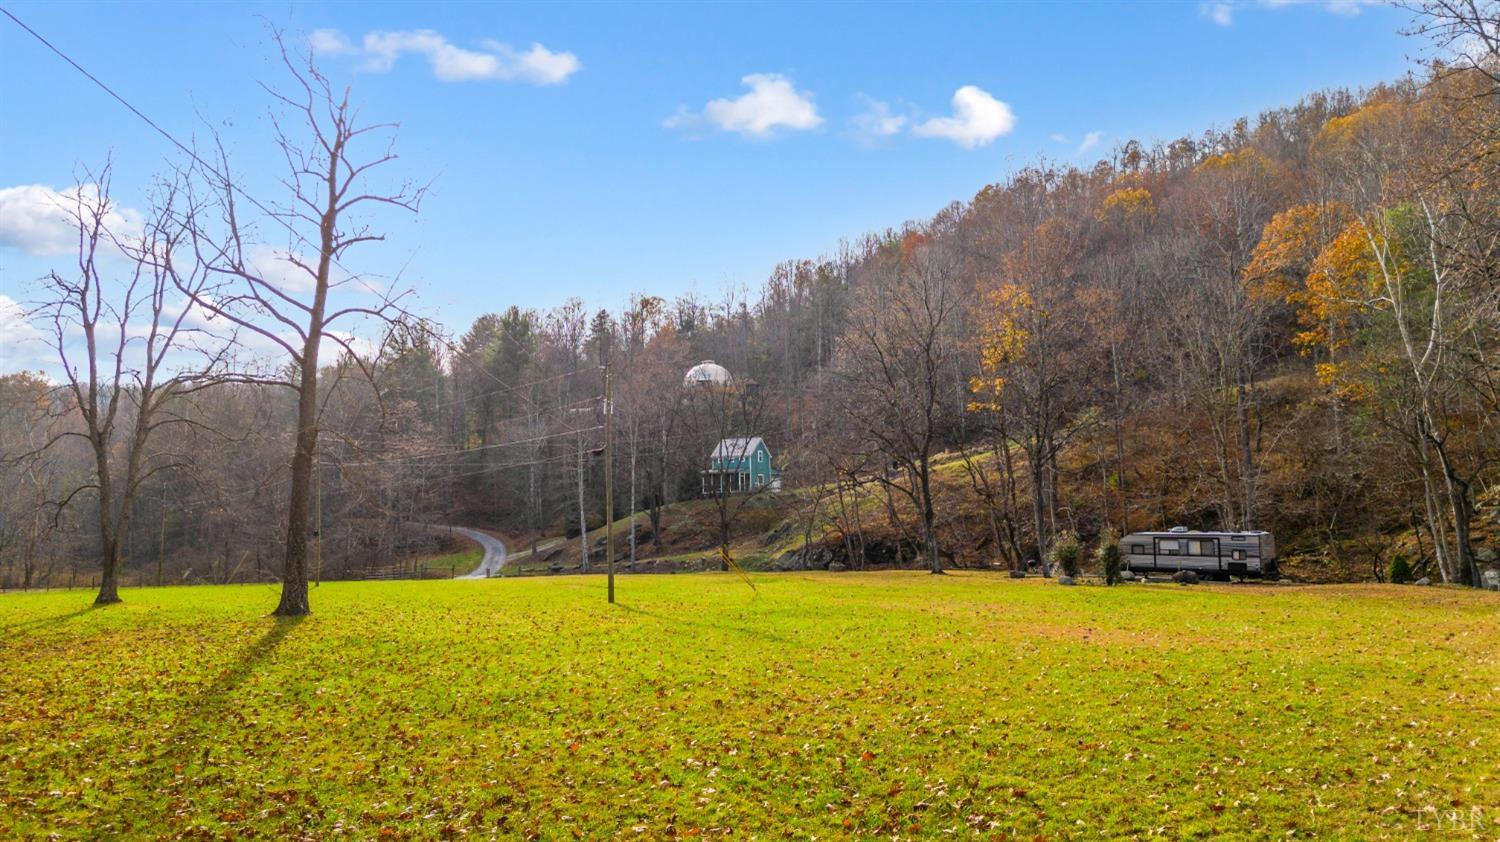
[2,574,1496,839]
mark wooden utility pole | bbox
[604,361,615,604]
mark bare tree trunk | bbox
[1236,376,1257,529]
[994,428,1024,567]
[652,426,669,542]
[274,153,336,617]
[1029,452,1048,570]
[1432,438,1478,586]
[628,424,638,567]
[1046,447,1060,540]
[96,542,122,604]
[275,363,319,615]
[1109,339,1128,532]
[835,482,856,566]
[91,433,123,604]
[849,481,867,570]
[25,479,43,590]
[576,430,589,572]
[1208,401,1239,529]
[912,453,936,570]
[1419,455,1453,583]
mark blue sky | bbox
[1,0,1417,367]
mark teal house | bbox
[702,437,780,495]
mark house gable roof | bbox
[711,437,766,459]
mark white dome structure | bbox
[683,360,733,388]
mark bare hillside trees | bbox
[836,231,964,574]
[971,213,1102,566]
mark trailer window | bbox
[1158,539,1179,555]
[1131,544,1145,555]
[1232,549,1246,561]
[1187,539,1214,556]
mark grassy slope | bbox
[2,576,1497,839]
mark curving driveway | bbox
[449,527,508,578]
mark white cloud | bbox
[313,28,580,85]
[1207,0,1381,26]
[0,184,143,257]
[319,331,380,368]
[245,245,318,294]
[1263,0,1376,12]
[1319,0,1372,15]
[1452,27,1500,67]
[668,73,822,138]
[481,40,583,85]
[0,294,46,371]
[1204,3,1234,26]
[307,28,355,56]
[913,86,1016,149]
[1078,131,1103,154]
[851,96,907,145]
[241,244,386,297]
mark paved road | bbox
[449,527,508,578]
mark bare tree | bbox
[34,166,220,604]
[1403,0,1500,87]
[955,424,1025,569]
[182,36,424,615]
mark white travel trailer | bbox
[1120,527,1279,580]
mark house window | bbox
[757,450,765,463]
[754,474,764,487]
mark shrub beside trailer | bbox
[1119,527,1279,580]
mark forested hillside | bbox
[3,7,1496,590]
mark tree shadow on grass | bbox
[139,617,305,810]
[614,602,794,647]
[0,602,100,635]
[186,616,305,717]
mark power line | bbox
[427,451,592,482]
[3,9,641,542]
[1,7,621,449]
[333,425,603,467]
[334,437,668,473]
[427,362,596,414]
[0,6,320,258]
[0,8,619,401]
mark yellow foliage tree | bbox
[1193,147,1274,179]
[1097,186,1154,223]
[1297,223,1390,399]
[968,282,1035,412]
[1246,202,1382,399]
